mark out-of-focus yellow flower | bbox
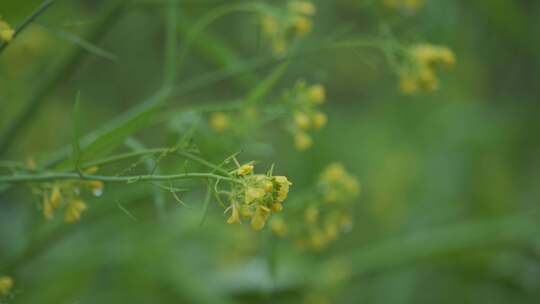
[0,19,14,43]
[321,163,346,182]
[418,67,438,91]
[210,112,229,132]
[88,180,104,197]
[399,43,455,95]
[0,276,13,296]
[288,1,316,16]
[270,217,288,237]
[292,16,312,37]
[43,197,53,220]
[307,84,326,104]
[312,111,327,129]
[50,185,62,208]
[294,132,313,150]
[294,112,311,129]
[64,200,87,223]
[275,176,292,202]
[399,75,418,95]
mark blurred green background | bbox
[1,0,540,303]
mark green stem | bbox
[0,172,239,184]
[163,0,178,86]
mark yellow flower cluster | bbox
[287,80,327,151]
[270,163,360,250]
[41,167,104,223]
[261,1,316,54]
[319,162,360,203]
[226,163,292,230]
[399,44,456,95]
[0,276,13,296]
[0,18,14,43]
[382,0,424,13]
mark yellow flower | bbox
[294,132,313,150]
[288,1,316,16]
[399,75,418,95]
[237,163,254,176]
[227,204,241,224]
[251,206,271,230]
[294,112,311,129]
[270,217,288,237]
[312,111,327,129]
[0,276,13,296]
[88,180,104,196]
[50,185,62,208]
[274,176,292,202]
[43,197,54,220]
[306,84,326,104]
[271,202,283,212]
[321,163,346,182]
[418,68,438,91]
[245,186,265,204]
[263,180,273,193]
[64,200,88,223]
[0,20,14,43]
[292,16,312,37]
[210,112,229,132]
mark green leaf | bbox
[245,62,289,105]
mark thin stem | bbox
[0,172,240,184]
[78,147,230,175]
[163,0,178,87]
[0,0,57,54]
